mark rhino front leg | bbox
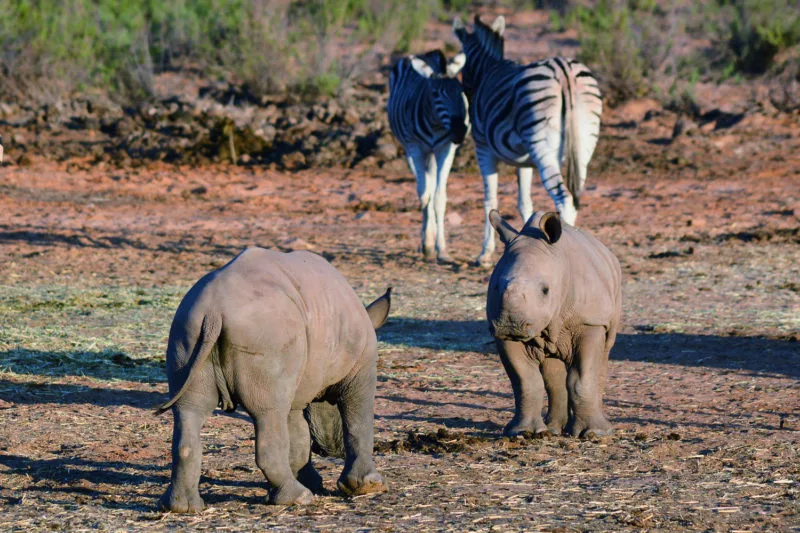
[253,407,314,505]
[542,357,569,435]
[160,393,216,513]
[497,340,548,437]
[567,325,612,438]
[288,409,323,494]
[336,363,387,497]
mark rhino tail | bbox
[366,287,392,330]
[154,313,223,415]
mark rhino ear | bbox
[366,287,391,329]
[539,212,562,244]
[489,209,518,245]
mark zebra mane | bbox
[415,49,447,75]
[473,15,504,59]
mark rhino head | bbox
[486,210,564,343]
[304,287,391,458]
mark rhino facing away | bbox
[486,210,621,438]
[155,247,391,511]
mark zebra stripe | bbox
[386,50,470,262]
[453,15,603,265]
[387,51,469,150]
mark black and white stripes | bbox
[454,15,603,266]
[387,50,470,262]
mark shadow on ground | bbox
[380,318,799,379]
[0,348,165,382]
[0,453,265,511]
[2,328,795,410]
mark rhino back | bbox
[559,227,621,328]
[213,248,377,403]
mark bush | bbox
[0,0,438,105]
[724,0,800,75]
[566,0,674,104]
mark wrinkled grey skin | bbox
[486,210,621,438]
[155,247,391,511]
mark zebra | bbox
[387,50,470,262]
[453,15,603,266]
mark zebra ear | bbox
[446,53,466,77]
[453,17,467,40]
[491,16,506,36]
[409,56,434,78]
[489,210,518,245]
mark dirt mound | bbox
[0,86,479,173]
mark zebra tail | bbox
[563,98,582,210]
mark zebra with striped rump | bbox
[453,15,602,266]
[387,50,470,262]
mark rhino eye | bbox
[542,285,550,296]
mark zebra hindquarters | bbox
[518,98,579,226]
[564,60,603,214]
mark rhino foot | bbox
[545,424,564,436]
[568,415,613,439]
[269,482,314,505]
[579,427,613,440]
[503,419,548,438]
[337,471,388,497]
[159,484,205,513]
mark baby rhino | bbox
[486,211,621,438]
[155,247,391,511]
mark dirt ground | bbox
[1,11,800,528]
[0,95,798,532]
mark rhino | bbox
[486,210,621,438]
[155,247,391,511]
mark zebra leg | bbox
[432,142,457,263]
[516,167,534,225]
[534,153,578,226]
[406,146,436,259]
[476,146,499,267]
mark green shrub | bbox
[566,0,672,104]
[725,0,800,74]
[0,0,437,105]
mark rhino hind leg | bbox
[253,407,314,505]
[542,357,569,435]
[497,340,549,437]
[566,326,613,438]
[288,409,324,494]
[335,363,387,497]
[160,389,217,513]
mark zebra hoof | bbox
[436,253,454,265]
[474,255,494,269]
